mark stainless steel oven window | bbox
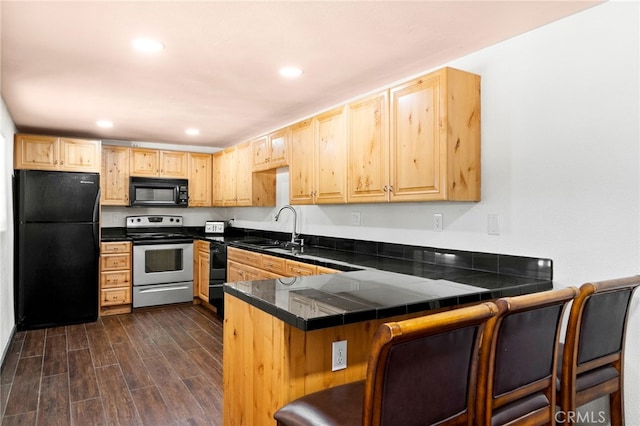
[145,248,183,273]
[133,242,193,287]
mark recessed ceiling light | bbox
[279,66,303,78]
[185,128,200,136]
[132,37,165,53]
[96,120,113,128]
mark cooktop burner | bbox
[126,215,192,243]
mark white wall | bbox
[3,0,638,421]
[229,2,640,422]
[1,96,16,362]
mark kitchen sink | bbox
[238,239,286,249]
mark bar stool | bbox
[557,276,640,425]
[475,287,578,426]
[274,302,498,426]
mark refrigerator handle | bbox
[93,189,101,254]
[93,189,101,223]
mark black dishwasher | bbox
[209,240,227,317]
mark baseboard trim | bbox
[0,325,17,369]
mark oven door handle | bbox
[138,285,191,293]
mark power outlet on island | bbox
[332,340,347,371]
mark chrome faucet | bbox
[274,205,303,247]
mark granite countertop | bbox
[224,267,552,331]
[101,226,553,331]
[225,239,553,331]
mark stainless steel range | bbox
[126,215,194,308]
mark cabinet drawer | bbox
[100,287,131,306]
[228,247,261,265]
[100,271,131,289]
[101,241,131,254]
[316,266,340,275]
[285,260,317,277]
[101,253,131,271]
[261,254,286,275]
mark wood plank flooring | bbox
[0,304,224,426]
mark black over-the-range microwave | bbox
[129,177,189,207]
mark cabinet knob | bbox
[383,185,388,193]
[389,185,394,193]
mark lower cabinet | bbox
[99,242,132,316]
[227,247,339,281]
[194,240,210,302]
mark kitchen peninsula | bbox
[221,239,552,425]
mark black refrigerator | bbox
[14,170,100,330]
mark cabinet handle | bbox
[60,161,64,165]
[383,185,388,193]
[389,185,394,193]
[54,160,58,165]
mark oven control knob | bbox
[137,218,141,222]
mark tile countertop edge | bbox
[224,278,553,332]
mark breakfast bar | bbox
[221,242,553,425]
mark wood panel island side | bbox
[221,265,552,425]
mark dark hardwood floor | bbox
[0,304,224,425]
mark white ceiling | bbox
[1,1,602,149]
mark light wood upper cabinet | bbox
[390,67,480,202]
[289,119,316,205]
[14,134,101,173]
[101,146,130,206]
[161,150,188,178]
[129,148,159,176]
[130,148,188,178]
[252,129,289,171]
[289,108,347,205]
[347,91,390,203]
[235,142,253,206]
[314,106,347,204]
[188,153,212,207]
[212,151,224,206]
[214,144,275,207]
[221,146,238,206]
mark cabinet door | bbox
[390,73,445,201]
[160,151,188,178]
[227,260,262,282]
[289,119,315,205]
[101,146,130,205]
[235,142,253,206]
[251,136,270,171]
[60,138,101,172]
[269,128,288,168]
[314,106,347,204]
[212,152,224,206]
[347,91,390,203]
[197,247,210,301]
[285,259,317,277]
[130,148,160,176]
[188,153,212,207]
[14,134,59,170]
[222,147,237,206]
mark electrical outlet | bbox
[351,212,361,226]
[433,213,443,232]
[488,214,500,235]
[332,340,347,371]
